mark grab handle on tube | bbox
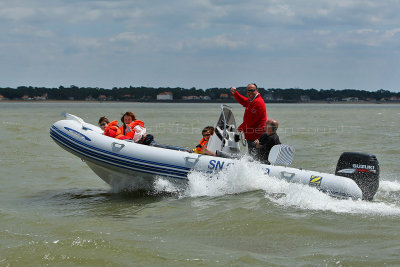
[112,142,125,152]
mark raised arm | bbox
[231,87,249,107]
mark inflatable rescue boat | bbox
[50,106,379,200]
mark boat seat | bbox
[268,144,295,166]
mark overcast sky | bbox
[1,0,400,91]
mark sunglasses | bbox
[203,134,211,137]
[100,122,107,126]
[247,89,256,92]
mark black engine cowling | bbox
[335,152,379,201]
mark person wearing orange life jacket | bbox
[121,114,154,145]
[125,119,147,142]
[104,120,129,140]
[104,111,154,145]
[192,126,216,156]
[120,111,135,136]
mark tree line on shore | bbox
[0,85,399,102]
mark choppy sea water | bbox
[1,102,400,266]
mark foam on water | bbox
[379,180,400,192]
[152,177,185,194]
[153,158,400,216]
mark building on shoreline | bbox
[157,92,173,100]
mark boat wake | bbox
[153,157,400,216]
[376,180,400,206]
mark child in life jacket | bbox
[98,116,109,131]
[120,111,135,136]
[104,120,130,140]
[192,126,215,155]
[104,111,154,145]
[104,120,152,144]
[125,119,148,143]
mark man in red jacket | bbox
[231,83,267,155]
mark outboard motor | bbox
[335,152,379,201]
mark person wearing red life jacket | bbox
[104,120,129,140]
[231,83,267,156]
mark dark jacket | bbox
[256,133,281,163]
